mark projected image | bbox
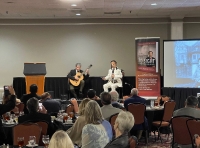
[174,41,200,87]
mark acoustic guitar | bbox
[69,64,92,86]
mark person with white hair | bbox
[104,111,135,148]
[124,88,146,110]
[124,88,147,139]
[109,91,123,109]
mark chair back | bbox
[13,123,42,145]
[109,113,119,128]
[70,98,79,113]
[129,135,137,148]
[16,103,25,112]
[128,103,145,124]
[171,116,194,145]
[36,121,48,146]
[163,101,176,122]
[187,118,200,146]
[66,104,74,115]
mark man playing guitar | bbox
[67,63,90,98]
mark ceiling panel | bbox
[0,0,200,18]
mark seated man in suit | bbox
[173,96,200,118]
[21,84,41,114]
[124,88,147,139]
[67,63,89,98]
[40,92,61,114]
[124,88,146,110]
[100,92,122,121]
[102,60,122,92]
[87,89,102,107]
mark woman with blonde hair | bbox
[67,98,91,147]
[49,130,74,148]
[82,100,113,148]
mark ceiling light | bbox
[151,3,157,6]
[76,13,81,16]
[71,4,77,7]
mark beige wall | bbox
[0,19,171,86]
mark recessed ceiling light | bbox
[71,4,77,7]
[76,13,81,16]
[151,3,157,6]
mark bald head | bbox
[130,88,138,96]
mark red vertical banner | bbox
[135,38,160,96]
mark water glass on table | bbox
[17,137,24,148]
[19,111,24,116]
[29,136,36,148]
[42,135,50,148]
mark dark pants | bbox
[69,80,85,98]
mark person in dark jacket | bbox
[0,86,16,145]
[40,92,61,114]
[67,63,90,98]
[87,89,102,107]
[104,111,135,148]
[124,88,146,110]
[21,84,41,114]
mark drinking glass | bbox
[69,112,74,119]
[17,137,24,148]
[42,135,49,148]
[154,100,159,106]
[19,111,24,116]
[5,112,10,121]
[63,113,68,123]
[29,136,36,148]
[14,111,19,117]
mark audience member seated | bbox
[100,92,122,121]
[124,88,147,139]
[0,86,16,145]
[2,93,21,113]
[124,88,146,110]
[21,84,41,114]
[173,96,200,118]
[87,89,102,107]
[105,111,135,148]
[82,100,113,148]
[18,97,49,122]
[67,98,91,147]
[49,130,74,148]
[40,92,61,114]
[155,95,170,106]
[109,91,123,109]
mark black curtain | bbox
[14,76,200,110]
[162,87,200,110]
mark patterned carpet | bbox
[137,132,172,148]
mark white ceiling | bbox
[0,0,200,19]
